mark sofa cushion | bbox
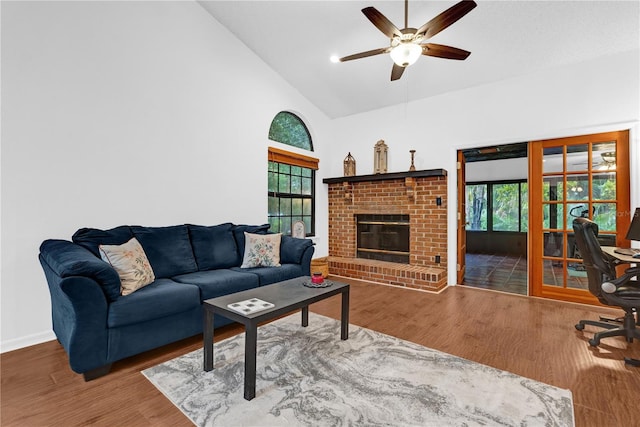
[188,223,238,270]
[131,225,198,278]
[280,235,314,264]
[99,238,155,296]
[107,278,200,328]
[172,269,259,300]
[39,239,123,302]
[72,226,133,257]
[231,264,305,286]
[232,224,270,265]
[240,233,282,268]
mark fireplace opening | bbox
[356,214,409,263]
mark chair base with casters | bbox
[575,310,640,347]
[572,217,640,367]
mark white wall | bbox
[331,49,640,286]
[0,1,332,351]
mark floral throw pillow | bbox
[240,232,282,268]
[99,237,155,296]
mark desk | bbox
[601,246,640,264]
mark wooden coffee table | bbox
[203,276,350,400]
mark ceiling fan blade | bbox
[391,64,405,81]
[362,7,402,39]
[422,43,471,60]
[340,47,390,62]
[416,0,477,40]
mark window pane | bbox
[303,199,312,215]
[492,183,519,231]
[279,163,290,174]
[268,196,279,216]
[280,217,292,235]
[465,184,487,231]
[567,203,590,230]
[291,176,302,194]
[566,144,588,172]
[280,198,291,216]
[543,147,563,173]
[303,217,311,233]
[302,168,312,177]
[543,176,564,201]
[543,203,564,230]
[278,174,290,193]
[566,176,588,201]
[269,217,280,233]
[543,233,564,258]
[292,198,303,215]
[301,177,312,195]
[593,203,617,232]
[592,141,616,171]
[268,111,313,150]
[592,173,616,200]
[268,172,277,193]
[291,166,301,176]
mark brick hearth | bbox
[323,169,448,292]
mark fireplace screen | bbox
[356,214,410,263]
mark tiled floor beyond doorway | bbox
[463,253,528,295]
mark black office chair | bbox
[572,218,640,365]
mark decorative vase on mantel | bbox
[344,152,356,177]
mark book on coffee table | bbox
[227,298,274,315]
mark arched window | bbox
[267,112,317,236]
[268,111,313,151]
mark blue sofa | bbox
[38,223,314,380]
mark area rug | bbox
[143,313,574,426]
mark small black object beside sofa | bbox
[38,223,314,380]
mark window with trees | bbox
[466,180,528,232]
[267,112,317,236]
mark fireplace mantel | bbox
[322,169,447,185]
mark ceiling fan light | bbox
[390,43,422,67]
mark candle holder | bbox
[409,150,416,171]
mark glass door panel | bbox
[530,130,630,305]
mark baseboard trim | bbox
[1,330,57,353]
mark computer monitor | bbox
[625,208,640,241]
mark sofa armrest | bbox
[39,255,110,374]
[299,244,315,277]
[40,239,121,301]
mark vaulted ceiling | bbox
[199,1,639,119]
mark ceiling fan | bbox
[339,0,477,81]
[573,151,617,170]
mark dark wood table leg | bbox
[203,307,214,371]
[341,287,350,340]
[302,305,309,327]
[244,323,258,400]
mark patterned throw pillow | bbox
[99,237,155,296]
[240,232,282,268]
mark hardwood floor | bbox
[2,277,639,426]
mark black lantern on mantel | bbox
[344,152,356,177]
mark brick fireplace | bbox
[323,169,448,292]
